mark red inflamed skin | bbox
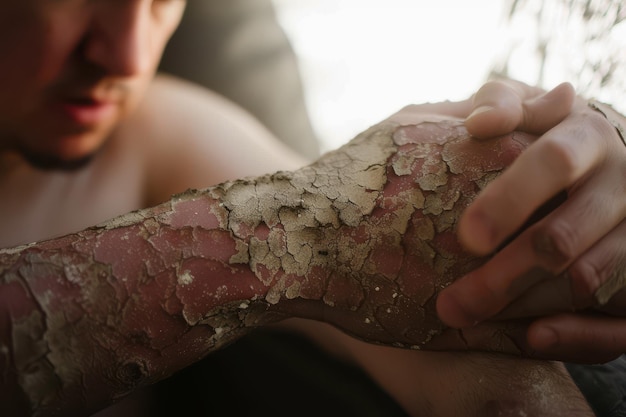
[1,116,545,416]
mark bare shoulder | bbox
[126,74,308,205]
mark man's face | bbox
[0,0,186,169]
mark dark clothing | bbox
[156,330,409,417]
[567,357,626,417]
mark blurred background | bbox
[272,0,507,151]
[271,0,625,152]
[162,0,624,156]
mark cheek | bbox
[0,19,90,132]
[0,30,47,122]
[152,4,186,60]
[0,18,78,106]
[0,23,43,90]
[131,11,184,93]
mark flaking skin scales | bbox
[0,116,536,416]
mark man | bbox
[0,0,624,416]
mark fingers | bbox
[465,80,575,139]
[435,79,626,361]
[528,313,626,363]
[495,274,574,320]
[390,79,574,130]
[569,219,626,306]
[436,234,554,328]
[393,79,575,134]
[458,110,609,255]
[439,155,626,327]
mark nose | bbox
[83,2,152,77]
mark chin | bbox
[18,133,108,172]
[19,147,97,171]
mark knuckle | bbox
[586,110,621,145]
[568,257,611,300]
[531,221,578,272]
[474,80,501,96]
[521,105,536,128]
[577,253,626,306]
[474,80,518,105]
[568,260,603,300]
[538,138,581,182]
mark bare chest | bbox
[0,157,145,248]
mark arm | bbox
[1,113,538,416]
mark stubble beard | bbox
[8,128,110,172]
[15,144,97,171]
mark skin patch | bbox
[1,118,538,415]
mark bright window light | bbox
[272,0,509,151]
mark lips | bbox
[55,95,117,126]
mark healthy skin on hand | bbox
[436,79,626,363]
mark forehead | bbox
[0,0,187,18]
[0,0,187,41]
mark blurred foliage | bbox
[492,0,625,108]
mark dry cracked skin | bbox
[1,116,556,416]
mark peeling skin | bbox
[595,263,626,305]
[0,116,537,416]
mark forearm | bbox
[0,117,532,416]
[0,193,280,415]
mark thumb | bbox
[466,80,575,139]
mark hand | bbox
[391,78,574,134]
[436,79,626,363]
[527,294,626,364]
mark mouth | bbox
[55,95,118,127]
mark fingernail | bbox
[533,326,558,350]
[467,105,494,121]
[438,290,480,329]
